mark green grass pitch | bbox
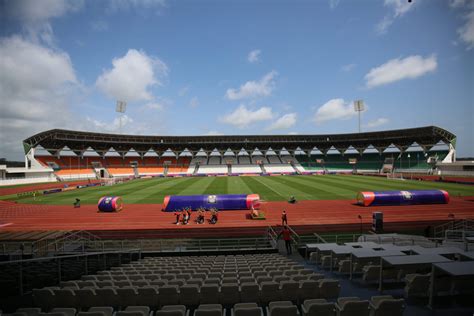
[9,175,474,205]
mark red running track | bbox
[0,180,103,196]
[1,197,474,239]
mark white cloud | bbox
[247,49,261,63]
[86,114,134,133]
[449,0,467,8]
[219,105,274,128]
[365,118,389,128]
[3,0,83,44]
[107,0,166,12]
[376,16,394,35]
[225,71,277,100]
[365,55,437,88]
[0,37,171,160]
[0,36,79,159]
[329,0,340,10]
[458,10,474,50]
[96,49,168,102]
[266,113,297,131]
[341,63,356,72]
[144,102,164,111]
[376,0,415,34]
[385,0,413,17]
[90,20,109,31]
[204,130,223,136]
[189,97,199,108]
[140,97,172,112]
[313,99,358,124]
[288,132,299,135]
[5,0,83,22]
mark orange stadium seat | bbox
[105,157,125,167]
[177,157,191,165]
[143,157,159,165]
[55,169,95,175]
[58,156,85,168]
[138,167,164,174]
[167,167,187,173]
[159,157,178,165]
[35,156,52,167]
[83,157,104,168]
[36,156,86,168]
[123,157,143,166]
[107,167,134,175]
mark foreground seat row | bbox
[33,279,341,310]
[62,274,325,289]
[4,295,406,316]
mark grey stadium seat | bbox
[74,288,99,310]
[50,309,76,316]
[14,308,42,316]
[159,285,180,306]
[240,282,260,304]
[200,284,219,304]
[53,289,77,308]
[194,304,223,316]
[279,281,299,303]
[33,288,56,311]
[301,299,335,316]
[260,281,281,305]
[266,301,299,316]
[136,286,159,309]
[116,287,138,308]
[231,303,263,316]
[219,283,240,307]
[179,284,200,307]
[335,297,369,316]
[155,305,187,316]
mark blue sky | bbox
[0,0,473,160]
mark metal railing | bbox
[359,234,438,247]
[108,237,273,253]
[31,230,101,257]
[313,233,361,244]
[1,236,276,259]
[442,229,474,252]
[0,249,141,296]
[313,233,328,244]
[444,229,474,241]
[267,226,278,248]
[267,225,310,249]
[287,226,301,246]
[434,218,474,238]
[308,232,439,247]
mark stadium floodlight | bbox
[116,100,127,113]
[116,101,127,134]
[354,100,365,133]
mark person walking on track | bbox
[281,210,288,226]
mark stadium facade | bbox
[0,126,457,184]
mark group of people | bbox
[174,208,192,225]
[173,207,219,225]
[172,206,292,254]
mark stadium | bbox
[1,124,474,315]
[1,1,474,315]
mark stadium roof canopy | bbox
[24,126,456,157]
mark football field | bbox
[11,174,474,205]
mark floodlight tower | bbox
[116,100,127,134]
[354,100,365,133]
